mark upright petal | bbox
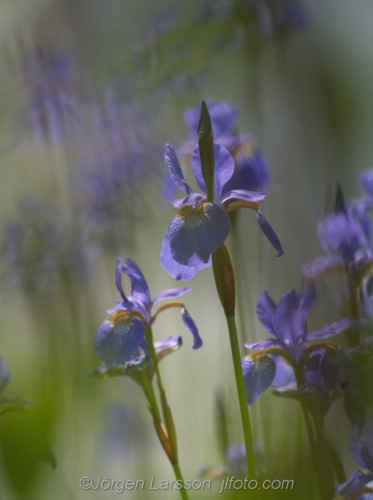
[242,354,276,405]
[167,203,230,266]
[181,308,203,349]
[165,144,192,194]
[122,258,151,307]
[191,144,207,193]
[256,291,277,336]
[115,258,133,308]
[275,289,308,358]
[95,311,145,367]
[213,144,235,200]
[256,212,284,257]
[160,230,211,280]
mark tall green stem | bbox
[226,315,257,479]
[143,326,189,500]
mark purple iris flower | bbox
[336,415,373,498]
[160,143,282,280]
[95,258,202,367]
[242,289,363,404]
[303,205,373,281]
[181,100,270,192]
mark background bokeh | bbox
[0,0,372,498]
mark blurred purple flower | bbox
[242,289,364,404]
[95,257,202,367]
[336,415,373,498]
[161,142,282,280]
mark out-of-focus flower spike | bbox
[256,211,284,257]
[181,308,203,349]
[198,100,215,202]
[0,357,10,394]
[242,353,276,405]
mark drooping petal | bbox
[242,354,276,405]
[181,308,203,349]
[256,291,277,336]
[155,336,183,361]
[272,356,296,387]
[165,144,192,194]
[122,258,151,307]
[152,287,191,305]
[167,203,230,265]
[302,255,345,280]
[115,258,133,308]
[95,311,145,367]
[275,289,308,358]
[219,189,266,205]
[0,357,10,394]
[256,212,284,257]
[307,317,367,340]
[172,192,205,208]
[336,470,373,497]
[160,230,211,281]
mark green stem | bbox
[226,315,257,479]
[144,326,189,500]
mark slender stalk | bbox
[139,369,189,500]
[226,315,257,479]
[143,326,190,500]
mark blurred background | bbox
[0,0,372,498]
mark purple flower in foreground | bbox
[242,289,364,404]
[95,258,202,367]
[161,143,283,280]
[336,415,373,498]
[181,100,270,192]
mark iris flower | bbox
[95,258,202,367]
[336,415,373,498]
[242,289,363,404]
[181,100,270,192]
[160,143,283,280]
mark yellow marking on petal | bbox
[303,341,340,364]
[176,202,210,220]
[225,200,261,213]
[108,309,143,325]
[151,301,185,325]
[231,142,255,158]
[247,347,293,365]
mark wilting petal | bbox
[181,308,203,349]
[167,203,230,265]
[0,358,10,394]
[122,258,151,307]
[172,192,205,208]
[308,317,367,340]
[257,212,284,257]
[220,189,266,205]
[302,255,345,280]
[152,287,191,305]
[242,354,276,405]
[165,144,192,194]
[160,231,211,280]
[275,289,308,357]
[95,311,145,367]
[256,291,277,336]
[155,336,183,361]
[336,470,373,497]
